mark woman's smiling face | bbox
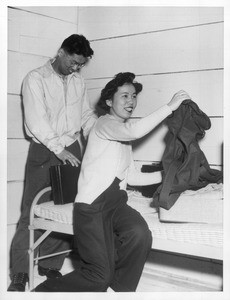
[106,83,137,122]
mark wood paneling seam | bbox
[8,6,77,25]
[89,21,224,42]
[85,68,223,81]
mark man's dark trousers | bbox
[10,140,81,276]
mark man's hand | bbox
[56,149,81,167]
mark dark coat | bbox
[151,100,223,210]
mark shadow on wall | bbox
[132,121,166,157]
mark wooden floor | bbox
[136,250,223,292]
[137,266,219,292]
[18,249,222,292]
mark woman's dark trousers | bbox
[35,178,152,292]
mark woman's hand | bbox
[167,90,191,111]
[56,149,81,167]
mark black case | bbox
[127,163,163,198]
[50,164,81,205]
[141,163,163,198]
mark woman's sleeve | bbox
[95,105,172,142]
[80,79,98,138]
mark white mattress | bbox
[159,183,223,223]
[33,189,223,251]
[34,201,74,224]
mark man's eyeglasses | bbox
[66,55,87,69]
[71,61,86,68]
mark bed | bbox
[28,183,223,291]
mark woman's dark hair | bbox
[97,72,143,113]
[61,34,94,58]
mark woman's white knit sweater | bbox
[75,104,172,204]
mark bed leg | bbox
[28,226,35,291]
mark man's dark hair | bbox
[61,34,94,58]
[97,72,143,113]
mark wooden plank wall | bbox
[7,6,79,269]
[79,6,224,168]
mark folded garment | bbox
[159,183,223,224]
[127,191,157,214]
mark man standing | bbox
[8,34,97,292]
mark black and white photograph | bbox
[1,1,230,299]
